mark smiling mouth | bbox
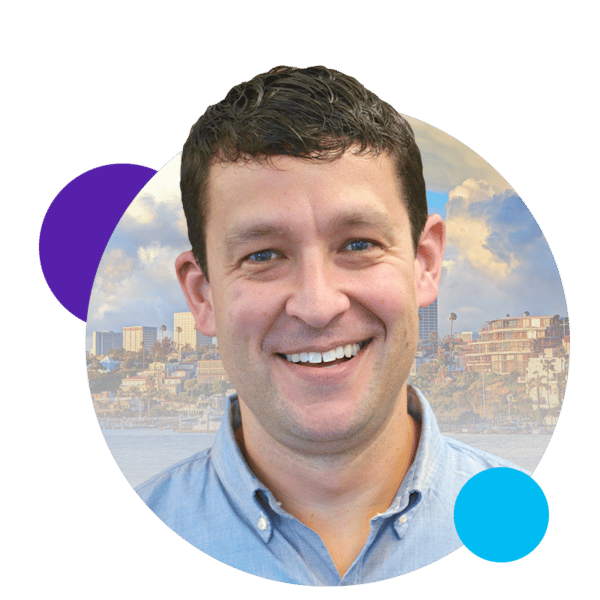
[278,339,371,366]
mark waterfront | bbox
[102,426,552,488]
[103,428,216,487]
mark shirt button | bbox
[398,515,407,524]
[258,517,268,531]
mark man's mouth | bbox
[279,339,371,366]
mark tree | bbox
[527,373,549,406]
[541,358,556,406]
[176,326,183,360]
[449,313,457,363]
[554,346,569,409]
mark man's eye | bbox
[345,239,374,252]
[247,249,277,262]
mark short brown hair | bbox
[181,66,428,279]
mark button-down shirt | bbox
[136,387,526,585]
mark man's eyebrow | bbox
[222,223,292,258]
[327,208,398,240]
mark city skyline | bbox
[86,119,568,352]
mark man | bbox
[136,66,522,585]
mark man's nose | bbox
[285,255,351,328]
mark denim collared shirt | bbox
[136,388,525,585]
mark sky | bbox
[86,117,568,351]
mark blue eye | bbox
[346,240,373,252]
[248,249,276,262]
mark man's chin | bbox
[267,395,384,454]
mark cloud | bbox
[445,180,522,279]
[437,179,567,334]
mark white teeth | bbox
[285,342,365,364]
[322,349,336,363]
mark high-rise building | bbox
[122,326,157,352]
[418,299,438,343]
[462,314,562,375]
[559,316,570,338]
[91,331,123,356]
[174,312,214,350]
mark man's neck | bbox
[233,391,421,576]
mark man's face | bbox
[195,151,440,453]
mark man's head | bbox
[180,65,428,280]
[176,66,445,455]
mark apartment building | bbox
[91,330,123,355]
[122,326,157,352]
[197,359,229,384]
[462,314,562,375]
[174,312,214,350]
[418,298,438,342]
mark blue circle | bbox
[454,467,549,562]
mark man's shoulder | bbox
[439,434,530,478]
[135,448,214,510]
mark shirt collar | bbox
[381,386,446,536]
[210,396,277,542]
[210,387,445,540]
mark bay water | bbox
[102,427,552,488]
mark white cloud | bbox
[437,179,567,335]
[446,179,519,279]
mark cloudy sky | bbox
[86,119,568,351]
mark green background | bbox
[7,1,598,598]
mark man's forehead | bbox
[206,150,403,206]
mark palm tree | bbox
[449,313,457,366]
[176,326,183,361]
[541,358,556,407]
[554,346,569,409]
[160,324,167,342]
[527,372,549,406]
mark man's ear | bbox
[175,251,217,337]
[415,214,446,308]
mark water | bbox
[102,427,552,488]
[102,428,216,487]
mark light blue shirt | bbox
[136,387,525,585]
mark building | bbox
[456,331,476,343]
[99,355,121,372]
[418,298,438,343]
[122,326,157,353]
[91,331,123,355]
[462,314,563,375]
[120,376,148,393]
[197,359,229,384]
[558,316,570,338]
[174,312,214,351]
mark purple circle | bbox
[39,164,157,321]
